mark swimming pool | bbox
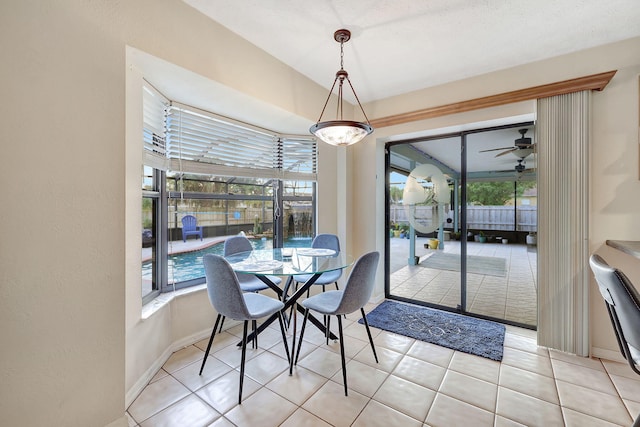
[143,236,313,284]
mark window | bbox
[141,83,317,297]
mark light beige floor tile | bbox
[330,359,389,397]
[162,345,205,373]
[609,373,640,402]
[448,351,500,384]
[323,334,369,359]
[297,347,343,378]
[501,347,553,378]
[212,341,264,368]
[551,358,618,396]
[302,381,369,427]
[352,399,422,427]
[225,387,297,427]
[496,387,563,427]
[549,349,605,370]
[503,332,547,356]
[498,364,559,404]
[128,375,191,424]
[556,380,633,426]
[438,370,497,412]
[392,355,446,391]
[280,408,332,427]
[494,415,527,426]
[343,320,382,342]
[352,344,403,372]
[195,370,261,414]
[194,331,238,354]
[602,359,640,380]
[126,412,137,427]
[426,393,494,427]
[373,330,415,354]
[624,399,640,424]
[373,374,436,422]
[172,357,233,392]
[149,369,169,384]
[266,366,328,406]
[406,341,454,368]
[242,350,288,385]
[562,407,625,427]
[206,416,235,427]
[139,394,219,427]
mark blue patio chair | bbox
[181,215,203,242]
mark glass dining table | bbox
[224,247,354,374]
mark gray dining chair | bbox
[589,254,640,427]
[292,234,342,294]
[290,234,343,332]
[294,251,380,396]
[222,235,283,345]
[199,254,290,404]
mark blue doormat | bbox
[359,300,505,361]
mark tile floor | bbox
[127,301,640,426]
[390,241,538,327]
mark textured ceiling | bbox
[184,0,640,103]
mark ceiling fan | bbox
[480,128,535,158]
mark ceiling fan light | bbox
[310,120,373,146]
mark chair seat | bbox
[243,292,285,319]
[237,273,281,292]
[301,290,344,315]
[293,269,341,285]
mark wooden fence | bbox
[390,205,536,232]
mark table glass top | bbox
[224,248,354,276]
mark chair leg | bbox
[218,316,225,333]
[633,412,640,427]
[361,308,378,363]
[277,311,290,365]
[295,308,310,365]
[326,315,331,345]
[287,282,299,329]
[239,320,249,404]
[200,314,222,375]
[252,320,258,349]
[336,315,348,396]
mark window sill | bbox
[141,284,207,320]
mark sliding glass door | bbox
[386,123,537,329]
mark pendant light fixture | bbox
[310,29,373,146]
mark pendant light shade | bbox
[310,29,373,146]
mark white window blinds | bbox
[165,102,317,180]
[142,83,169,170]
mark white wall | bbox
[1,1,338,426]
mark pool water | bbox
[144,236,313,284]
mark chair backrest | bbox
[182,215,198,231]
[224,235,253,256]
[589,254,640,369]
[335,251,380,315]
[312,233,341,252]
[203,254,251,320]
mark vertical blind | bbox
[536,90,590,356]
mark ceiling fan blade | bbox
[495,148,517,157]
[479,146,514,153]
